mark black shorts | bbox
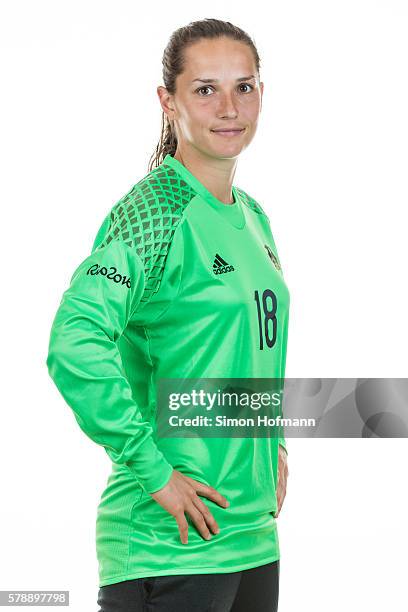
[97,559,280,612]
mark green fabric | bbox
[46,153,290,586]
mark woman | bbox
[46,18,289,612]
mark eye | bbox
[195,86,214,96]
[238,83,254,93]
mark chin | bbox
[217,146,245,159]
[193,139,244,160]
[207,141,246,158]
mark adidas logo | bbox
[213,253,235,275]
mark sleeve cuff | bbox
[125,434,174,494]
[278,438,288,457]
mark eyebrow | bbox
[192,75,256,83]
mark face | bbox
[158,36,264,160]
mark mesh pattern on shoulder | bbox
[235,187,267,215]
[98,163,196,303]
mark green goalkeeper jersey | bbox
[46,153,290,587]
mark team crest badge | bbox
[264,244,281,271]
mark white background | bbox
[1,1,407,610]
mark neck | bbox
[172,146,238,205]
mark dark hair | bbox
[148,18,261,172]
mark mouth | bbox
[210,128,245,137]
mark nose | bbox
[217,90,238,118]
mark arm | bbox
[45,237,174,494]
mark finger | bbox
[191,496,220,534]
[193,482,230,508]
[175,511,189,545]
[186,504,212,541]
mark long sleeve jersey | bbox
[46,153,290,587]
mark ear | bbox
[157,86,176,121]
